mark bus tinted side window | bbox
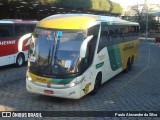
[0,24,14,38]
[123,26,139,42]
[98,24,139,53]
[15,24,26,36]
[87,25,100,65]
[98,22,109,53]
[26,24,36,33]
[14,24,36,37]
[109,25,120,45]
[122,26,129,42]
[117,26,124,43]
[98,24,122,53]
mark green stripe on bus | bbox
[107,45,117,71]
[96,62,104,69]
[113,45,122,68]
[50,78,74,84]
[107,45,122,71]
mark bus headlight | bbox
[26,72,32,81]
[65,79,83,88]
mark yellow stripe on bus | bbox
[29,72,51,84]
[119,39,139,70]
[37,16,97,30]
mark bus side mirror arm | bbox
[80,35,93,58]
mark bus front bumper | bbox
[26,79,82,99]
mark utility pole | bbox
[145,0,148,40]
[158,7,160,33]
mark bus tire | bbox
[130,56,134,70]
[124,58,131,73]
[16,53,25,67]
[91,73,102,95]
[131,56,134,65]
[128,57,132,71]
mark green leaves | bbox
[51,0,92,9]
[109,2,122,14]
[91,0,110,11]
[7,0,122,14]
[41,0,122,14]
[139,16,158,32]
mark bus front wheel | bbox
[16,53,25,67]
[91,73,102,95]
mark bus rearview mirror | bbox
[80,35,93,58]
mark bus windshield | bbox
[29,28,85,78]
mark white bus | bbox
[26,14,139,99]
[0,20,37,67]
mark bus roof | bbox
[0,20,38,24]
[37,14,139,30]
[13,21,38,24]
[99,16,139,26]
[37,14,98,30]
[0,20,13,24]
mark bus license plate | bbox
[44,90,54,94]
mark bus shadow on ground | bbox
[0,62,27,71]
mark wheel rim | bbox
[18,57,23,65]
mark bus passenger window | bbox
[15,24,30,36]
[0,24,14,38]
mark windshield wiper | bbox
[48,46,52,64]
[54,39,60,61]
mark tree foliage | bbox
[4,0,122,14]
[30,0,122,14]
[124,4,159,33]
[109,1,122,14]
[91,0,110,11]
[138,16,158,33]
[48,0,92,9]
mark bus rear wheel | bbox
[16,53,25,67]
[131,56,134,65]
[91,73,102,95]
[124,58,132,73]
